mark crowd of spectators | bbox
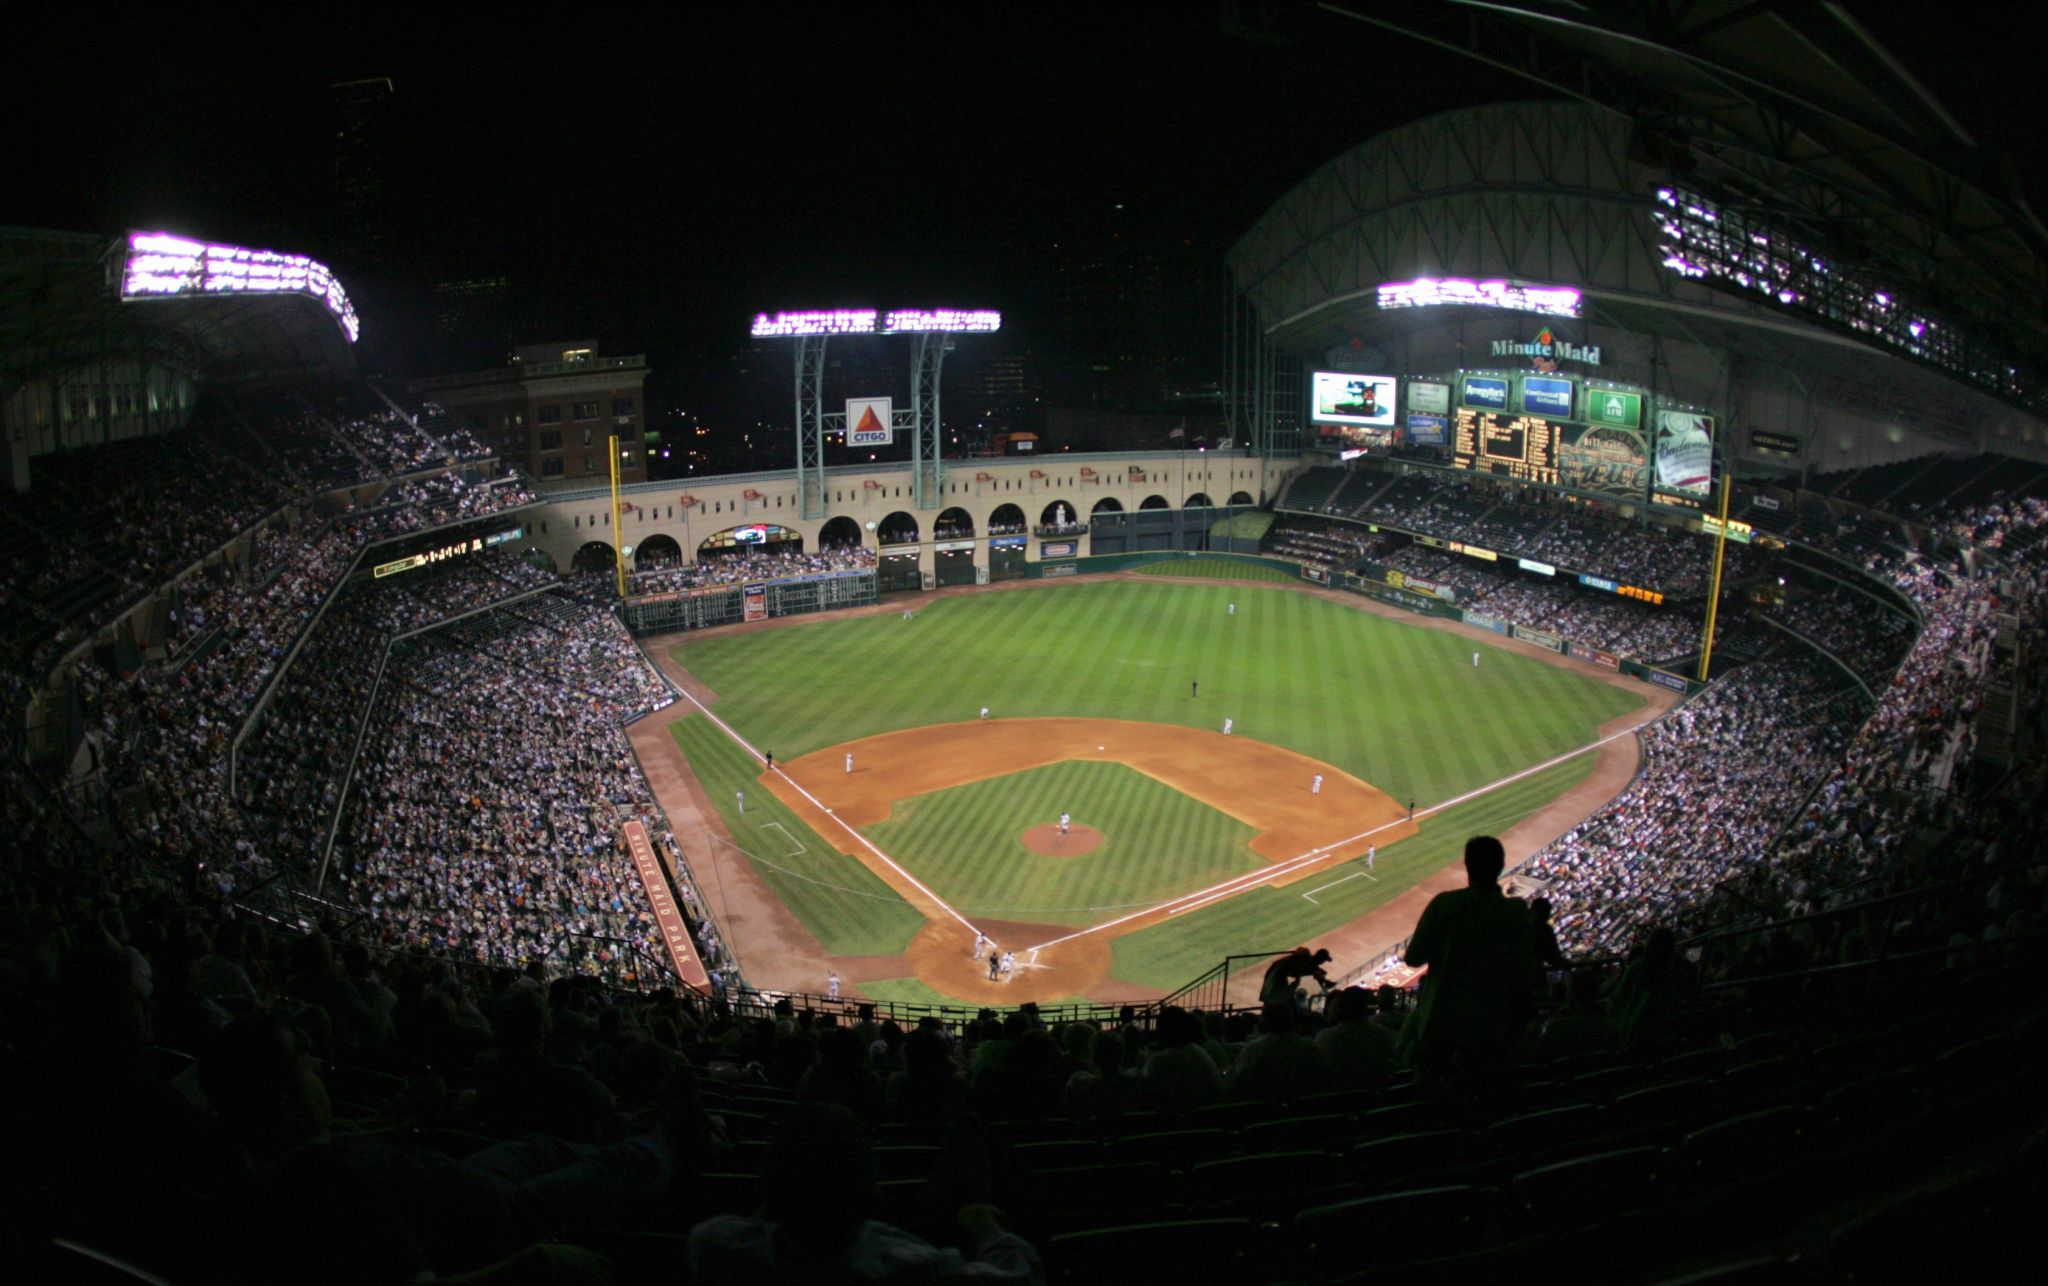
[620,544,877,595]
[1757,578,1917,687]
[0,381,529,687]
[1513,479,2048,963]
[1265,519,1383,569]
[333,593,676,986]
[1287,465,1770,596]
[237,551,563,876]
[1517,647,1865,956]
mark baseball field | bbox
[650,571,1654,1003]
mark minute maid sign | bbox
[1492,326,1601,368]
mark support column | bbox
[913,332,949,510]
[795,335,828,520]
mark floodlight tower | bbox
[749,308,1001,520]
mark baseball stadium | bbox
[6,4,2048,1282]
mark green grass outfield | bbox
[864,761,1263,926]
[671,578,1639,806]
[665,576,1643,983]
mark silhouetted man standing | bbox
[1402,835,1538,1081]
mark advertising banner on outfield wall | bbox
[1385,570,1456,602]
[1513,625,1563,651]
[743,583,768,622]
[1566,642,1619,669]
[1040,562,1078,578]
[1376,588,1438,613]
[1463,612,1509,635]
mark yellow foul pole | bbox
[1697,471,1733,683]
[609,433,626,599]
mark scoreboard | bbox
[1453,408,1560,485]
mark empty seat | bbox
[1013,1139,1106,1173]
[1485,1103,1606,1160]
[1018,1162,1170,1219]
[1347,1129,1474,1187]
[1506,1145,1667,1228]
[873,1144,942,1182]
[1678,1105,1808,1189]
[1240,1112,1353,1154]
[1117,1128,1234,1172]
[1608,1078,1717,1135]
[1296,1185,1495,1271]
[1186,1149,1331,1207]
[1047,1217,1251,1285]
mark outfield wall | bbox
[520,451,1296,578]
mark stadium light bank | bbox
[749,308,1002,337]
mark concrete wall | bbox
[520,451,1292,575]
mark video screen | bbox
[1310,372,1397,427]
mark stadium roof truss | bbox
[1230,2,2048,424]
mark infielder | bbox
[980,707,990,720]
[1312,773,1323,795]
[845,752,853,774]
[1366,843,1377,870]
[827,970,841,1001]
[973,929,987,960]
[736,789,745,814]
[1223,718,1234,736]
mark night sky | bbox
[5,2,2039,408]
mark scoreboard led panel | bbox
[1453,408,1561,485]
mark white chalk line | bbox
[760,820,807,857]
[674,686,986,940]
[1302,869,1376,903]
[1023,713,1657,953]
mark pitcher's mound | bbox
[1021,823,1103,857]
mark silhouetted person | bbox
[1529,897,1568,971]
[1259,947,1332,1009]
[1402,835,1539,1081]
[1612,926,1699,1052]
